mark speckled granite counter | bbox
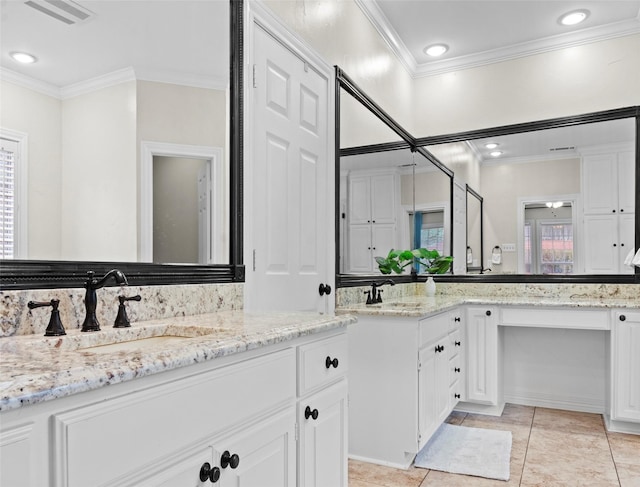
[0,311,356,411]
[336,295,640,318]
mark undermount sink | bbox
[43,324,233,353]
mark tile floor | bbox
[348,404,640,486]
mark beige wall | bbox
[481,157,581,273]
[61,81,137,261]
[1,81,62,259]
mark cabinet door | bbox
[348,176,372,224]
[583,215,619,273]
[347,225,373,273]
[371,223,397,264]
[612,312,640,423]
[215,409,296,487]
[583,154,618,214]
[617,151,635,214]
[465,307,499,405]
[418,338,449,449]
[370,174,396,224]
[298,380,348,487]
[619,213,636,274]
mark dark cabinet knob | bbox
[486,310,492,316]
[620,209,624,212]
[613,243,617,247]
[619,315,626,322]
[305,406,319,420]
[325,356,339,369]
[613,209,616,213]
[319,283,332,296]
[454,393,461,399]
[454,317,461,322]
[434,345,445,353]
[455,341,461,346]
[200,463,220,483]
[221,450,239,469]
[454,367,461,373]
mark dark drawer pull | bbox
[325,356,339,369]
[305,406,319,420]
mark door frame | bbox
[140,141,224,263]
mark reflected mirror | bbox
[426,116,636,275]
[466,185,483,273]
[0,0,229,264]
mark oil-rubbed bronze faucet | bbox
[81,269,128,332]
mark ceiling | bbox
[359,0,640,76]
[0,0,229,95]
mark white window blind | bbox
[0,139,18,259]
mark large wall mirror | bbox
[336,63,639,286]
[0,0,244,288]
[336,68,454,285]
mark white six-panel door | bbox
[248,23,330,312]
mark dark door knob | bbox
[220,451,240,469]
[486,310,492,316]
[305,406,319,420]
[319,283,332,296]
[325,356,339,369]
[200,463,221,483]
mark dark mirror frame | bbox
[0,0,245,291]
[466,184,484,274]
[335,64,640,287]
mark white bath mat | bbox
[414,423,512,481]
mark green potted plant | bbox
[375,248,453,296]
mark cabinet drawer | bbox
[419,312,450,348]
[53,349,296,487]
[500,307,610,330]
[448,328,462,356]
[449,354,462,386]
[298,333,348,395]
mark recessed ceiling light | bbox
[10,52,37,64]
[424,44,448,57]
[560,9,589,26]
[490,151,503,157]
[485,142,499,150]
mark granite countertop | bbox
[0,311,357,412]
[336,295,640,318]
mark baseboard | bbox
[604,415,640,435]
[503,389,604,414]
[348,453,413,471]
[454,401,506,417]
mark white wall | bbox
[0,81,62,259]
[60,81,137,261]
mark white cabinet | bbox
[348,311,463,468]
[464,306,501,408]
[346,171,399,273]
[610,311,640,424]
[582,148,635,274]
[297,333,348,487]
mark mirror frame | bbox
[0,0,245,290]
[466,184,484,274]
[335,64,640,286]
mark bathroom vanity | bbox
[0,312,355,487]
[341,295,640,469]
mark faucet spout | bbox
[81,269,128,332]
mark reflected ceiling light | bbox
[546,201,564,208]
[485,142,499,149]
[10,51,37,64]
[560,10,589,26]
[424,44,449,57]
[489,150,502,157]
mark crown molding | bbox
[0,68,61,98]
[356,0,640,78]
[134,68,228,91]
[59,67,136,99]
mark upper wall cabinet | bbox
[582,149,635,215]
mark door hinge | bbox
[417,361,421,371]
[295,422,299,442]
[418,432,422,443]
[252,64,257,88]
[252,249,256,271]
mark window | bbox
[523,218,573,274]
[0,139,17,259]
[410,209,445,273]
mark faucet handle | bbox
[28,299,66,337]
[377,289,384,303]
[364,290,372,305]
[114,295,141,328]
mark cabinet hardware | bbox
[435,345,444,353]
[454,317,461,322]
[455,341,461,346]
[486,310,492,316]
[619,315,626,321]
[454,393,461,399]
[200,463,221,483]
[305,406,319,420]
[220,450,240,469]
[454,367,461,373]
[325,356,339,369]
